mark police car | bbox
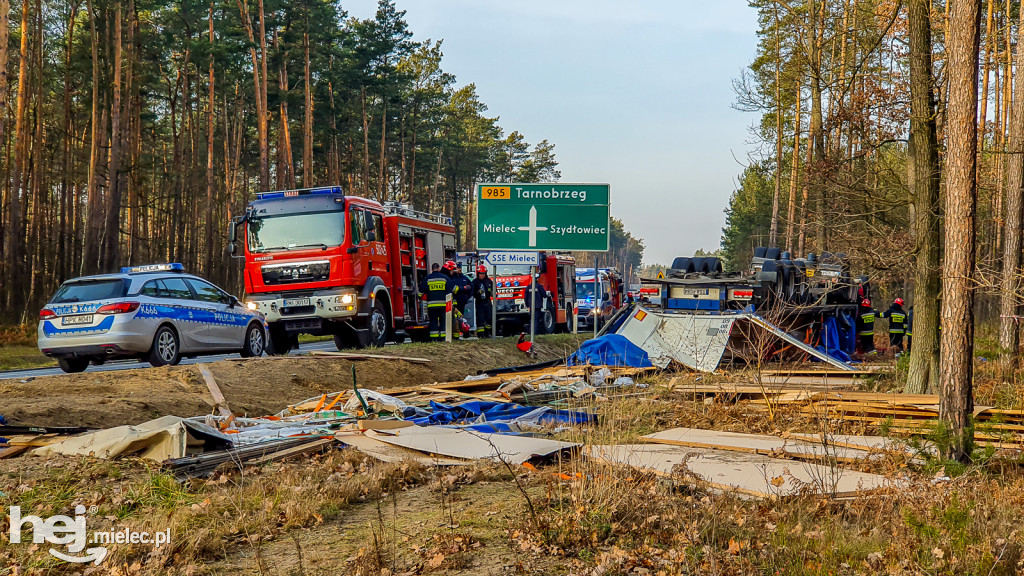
[38,264,268,373]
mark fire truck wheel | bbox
[266,325,295,356]
[539,304,555,334]
[367,301,389,348]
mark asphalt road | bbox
[0,340,340,381]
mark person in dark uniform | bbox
[880,297,908,354]
[472,265,494,337]
[451,265,473,314]
[856,298,877,355]
[419,263,452,341]
[529,274,549,333]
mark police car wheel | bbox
[57,358,89,373]
[240,323,266,357]
[148,326,181,367]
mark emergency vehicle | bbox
[230,187,457,352]
[574,267,624,330]
[458,251,576,334]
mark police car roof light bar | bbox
[120,263,185,274]
[256,186,343,200]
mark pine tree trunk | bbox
[940,0,981,463]
[768,3,782,249]
[786,82,801,254]
[7,0,31,314]
[905,0,942,396]
[303,23,312,187]
[998,2,1024,376]
[103,1,123,272]
[82,0,101,275]
[206,2,216,277]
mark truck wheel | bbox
[58,358,89,373]
[753,246,767,258]
[670,257,695,274]
[240,323,266,357]
[366,301,389,348]
[764,247,781,260]
[148,326,182,367]
[267,325,295,356]
[539,305,555,334]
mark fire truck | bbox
[574,267,624,330]
[457,251,576,335]
[229,187,457,352]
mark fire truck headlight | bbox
[246,301,258,311]
[341,294,354,305]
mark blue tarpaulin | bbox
[815,316,852,363]
[566,334,653,368]
[409,401,596,434]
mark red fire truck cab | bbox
[230,187,456,352]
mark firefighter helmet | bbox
[476,265,487,275]
[443,260,457,271]
[861,298,871,307]
[894,297,904,306]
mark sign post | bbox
[594,276,601,338]
[529,266,537,358]
[492,267,498,339]
[445,294,453,343]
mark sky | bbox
[343,0,762,266]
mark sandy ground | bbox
[0,335,584,429]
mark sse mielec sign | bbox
[475,183,610,252]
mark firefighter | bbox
[881,297,908,354]
[529,274,549,333]
[418,263,452,341]
[449,264,472,338]
[472,265,494,337]
[856,298,877,355]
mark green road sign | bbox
[475,183,610,251]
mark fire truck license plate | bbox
[283,298,311,307]
[62,314,93,326]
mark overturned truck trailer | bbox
[607,248,868,372]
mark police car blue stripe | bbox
[135,304,252,326]
[43,315,115,337]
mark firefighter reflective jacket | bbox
[472,277,493,301]
[857,309,876,336]
[419,271,453,308]
[882,305,907,334]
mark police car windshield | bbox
[576,282,596,299]
[248,211,345,253]
[51,279,127,303]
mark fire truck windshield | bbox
[247,211,345,253]
[494,264,533,276]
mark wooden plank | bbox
[336,432,470,466]
[197,364,232,417]
[586,444,892,499]
[639,427,874,464]
[367,427,577,464]
[305,351,431,363]
[417,386,511,403]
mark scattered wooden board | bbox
[367,427,577,464]
[197,363,232,417]
[336,432,469,466]
[639,427,875,464]
[586,444,892,499]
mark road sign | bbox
[475,183,610,251]
[656,270,665,279]
[483,251,539,266]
